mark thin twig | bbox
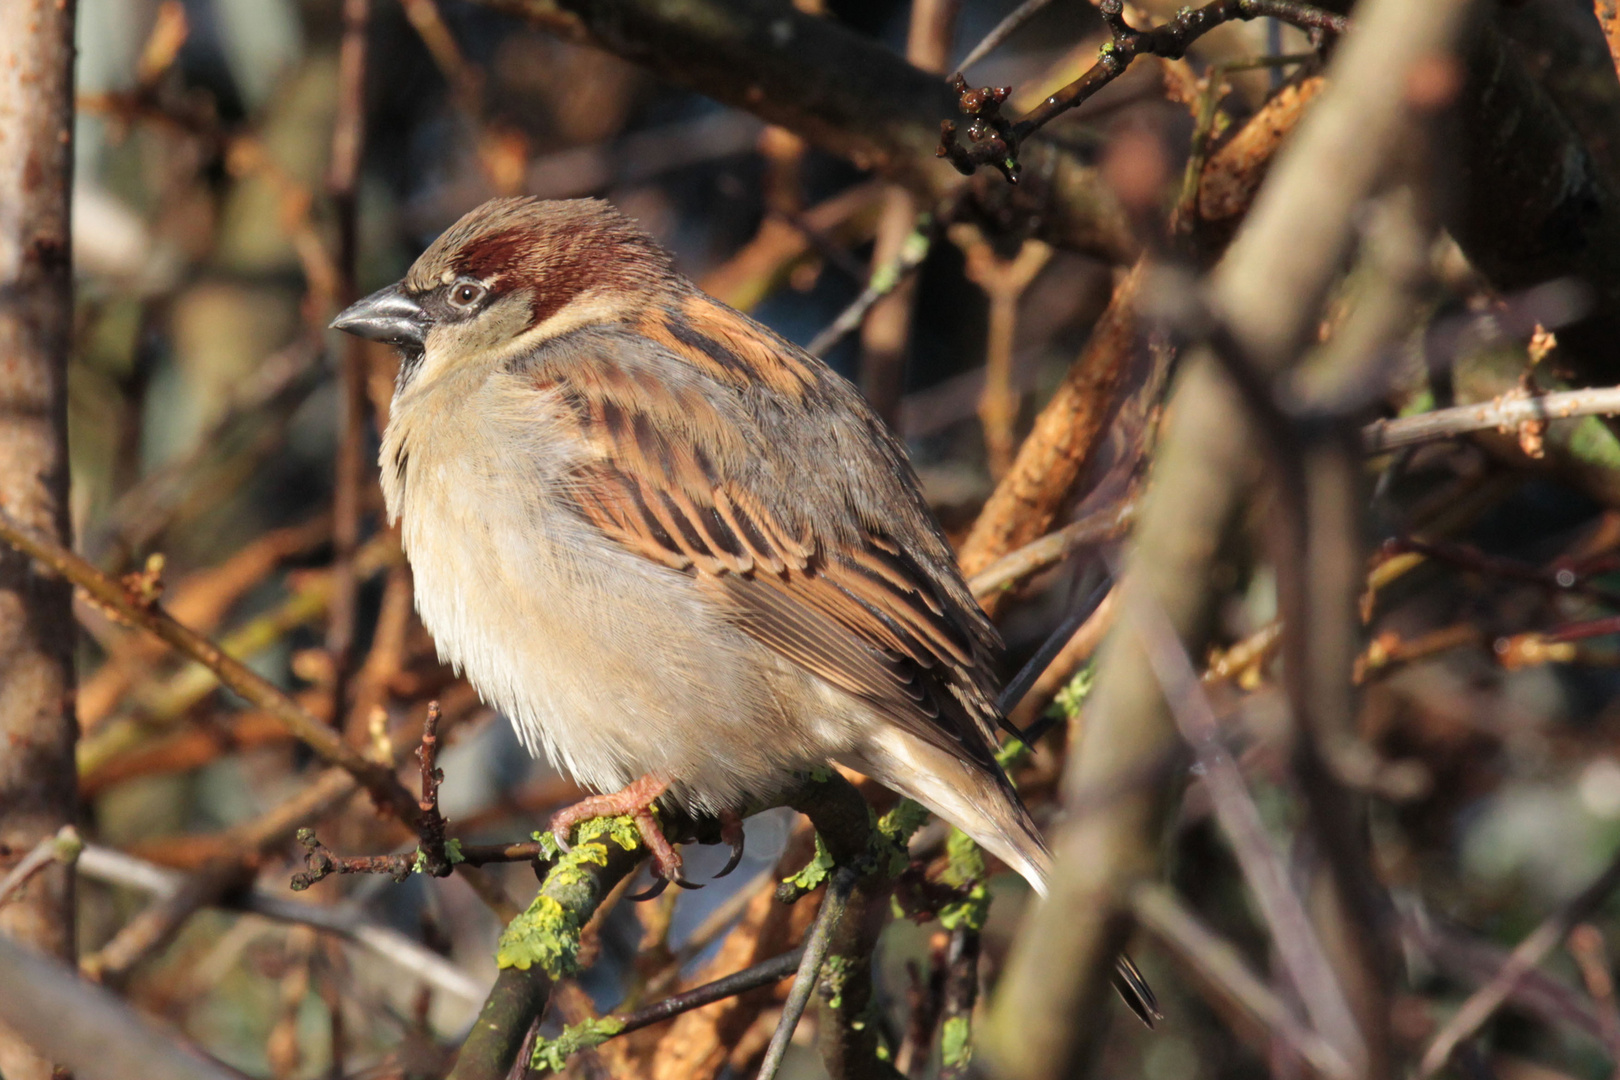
[1362,386,1620,452]
[0,932,249,1080]
[756,863,859,1080]
[529,947,807,1071]
[414,701,454,876]
[75,844,489,1006]
[1132,883,1354,1080]
[967,499,1136,599]
[953,0,1054,74]
[326,0,373,711]
[806,214,932,356]
[0,826,81,906]
[1566,924,1620,1070]
[1128,588,1368,1076]
[0,507,420,824]
[1418,848,1620,1078]
[939,0,1347,180]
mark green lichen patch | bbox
[497,814,643,976]
[529,1016,626,1074]
[940,1015,973,1069]
[938,829,990,931]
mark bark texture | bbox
[0,2,79,1078]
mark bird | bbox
[332,196,1157,1025]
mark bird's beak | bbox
[331,283,428,348]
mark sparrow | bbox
[333,197,1156,1024]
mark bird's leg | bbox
[715,810,746,878]
[549,774,691,885]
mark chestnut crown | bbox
[331,197,675,368]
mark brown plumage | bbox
[333,196,1157,1026]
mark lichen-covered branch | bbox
[446,818,648,1080]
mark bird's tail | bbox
[844,724,1161,1028]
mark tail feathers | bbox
[840,727,1052,894]
[844,726,1160,1028]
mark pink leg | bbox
[549,775,687,883]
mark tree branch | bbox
[939,0,1346,181]
[0,509,421,826]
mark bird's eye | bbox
[450,281,486,309]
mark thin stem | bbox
[757,864,859,1080]
[1418,849,1620,1078]
[1362,385,1620,451]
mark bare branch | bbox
[0,508,421,825]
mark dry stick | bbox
[956,263,1143,609]
[0,828,81,907]
[0,508,420,825]
[1601,0,1620,75]
[1403,912,1613,1051]
[533,946,808,1064]
[0,7,77,1080]
[969,381,1620,613]
[967,499,1136,599]
[75,844,487,1006]
[1129,590,1365,1075]
[1132,883,1352,1080]
[1362,386,1620,452]
[806,216,932,357]
[988,7,1479,1076]
[962,235,1053,478]
[1418,850,1620,1078]
[857,0,957,429]
[80,766,363,984]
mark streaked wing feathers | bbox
[532,297,1006,770]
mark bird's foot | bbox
[715,810,746,878]
[549,775,695,890]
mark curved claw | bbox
[671,869,704,890]
[551,829,573,855]
[714,812,746,879]
[627,875,670,902]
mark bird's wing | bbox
[522,291,1007,772]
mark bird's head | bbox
[331,197,673,393]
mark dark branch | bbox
[939,0,1348,181]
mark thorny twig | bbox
[939,0,1348,180]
